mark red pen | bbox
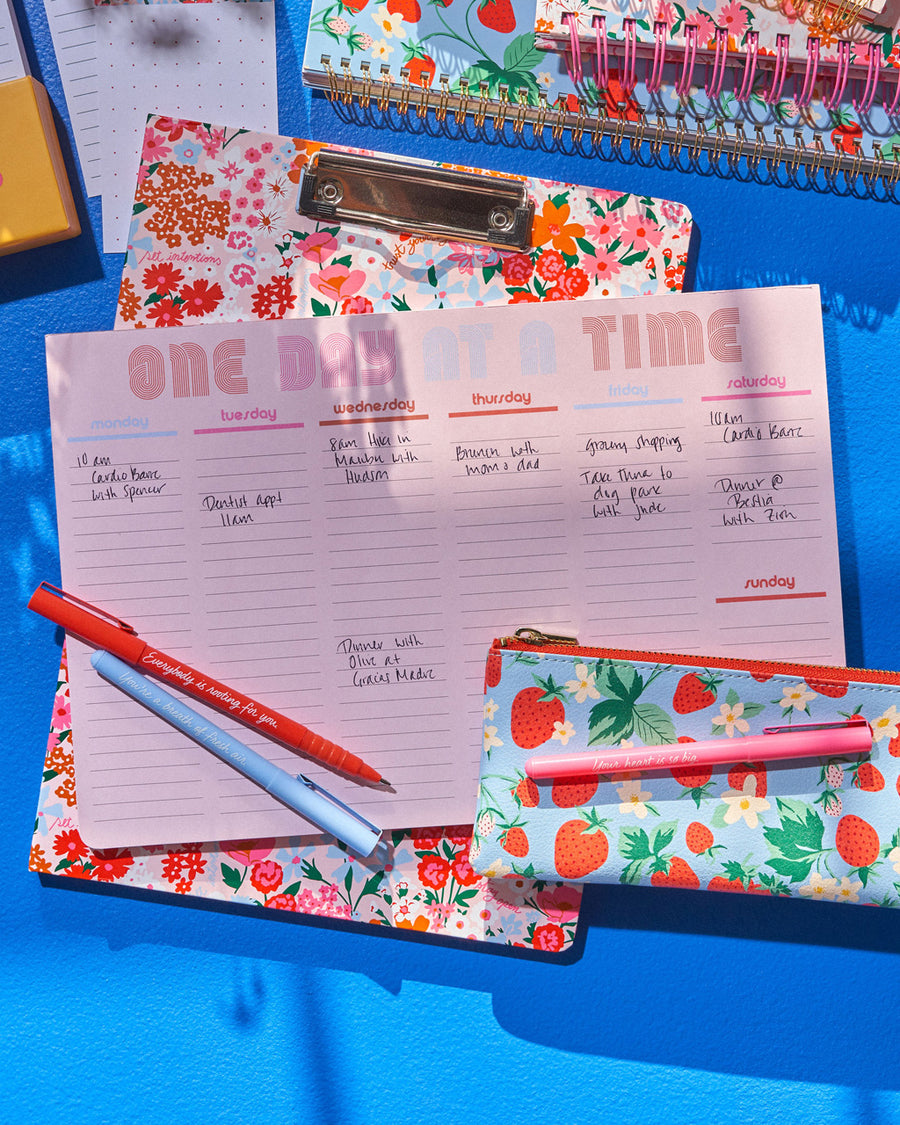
[29,582,390,787]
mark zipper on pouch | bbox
[496,627,900,686]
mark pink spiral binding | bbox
[763,33,790,103]
[853,41,880,113]
[593,14,609,91]
[823,39,851,109]
[563,12,583,86]
[647,20,667,94]
[796,35,819,107]
[674,23,698,97]
[736,30,759,102]
[706,27,728,99]
[886,65,900,115]
[621,18,637,93]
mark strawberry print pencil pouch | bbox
[470,630,900,906]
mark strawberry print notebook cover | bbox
[472,634,900,907]
[30,644,582,952]
[114,115,693,328]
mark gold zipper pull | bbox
[510,627,580,647]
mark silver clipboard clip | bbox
[297,148,534,251]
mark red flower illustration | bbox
[180,278,224,317]
[53,827,90,862]
[142,262,184,295]
[146,298,185,328]
[89,851,135,883]
[418,854,451,889]
[535,248,566,282]
[451,854,480,887]
[265,893,299,911]
[554,267,590,299]
[532,922,565,951]
[411,828,444,848]
[250,859,284,894]
[501,252,534,286]
[341,295,374,315]
[508,290,540,304]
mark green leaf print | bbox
[763,797,828,883]
[502,32,544,74]
[632,702,676,745]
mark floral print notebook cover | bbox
[473,642,900,907]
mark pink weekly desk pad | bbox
[41,284,843,856]
[31,125,700,949]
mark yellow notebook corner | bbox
[0,76,79,257]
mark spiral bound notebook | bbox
[302,0,900,197]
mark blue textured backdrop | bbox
[3,0,900,1119]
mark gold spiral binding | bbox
[455,77,470,127]
[495,84,510,131]
[396,69,411,116]
[322,56,339,101]
[473,81,489,128]
[729,120,746,167]
[649,113,666,157]
[377,64,392,113]
[688,118,705,161]
[809,133,826,178]
[358,61,372,108]
[339,59,356,105]
[311,55,899,198]
[552,96,568,140]
[710,119,727,163]
[670,112,687,160]
[435,74,450,123]
[513,87,529,135]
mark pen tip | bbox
[377,777,392,789]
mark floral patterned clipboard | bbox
[30,645,583,952]
[115,116,693,328]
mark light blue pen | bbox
[91,650,384,857]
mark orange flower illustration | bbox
[531,199,585,257]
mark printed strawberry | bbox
[552,774,599,808]
[750,670,774,683]
[476,0,516,32]
[500,825,529,858]
[685,821,714,855]
[512,776,540,808]
[553,810,609,879]
[889,733,900,758]
[387,0,420,18]
[484,649,502,691]
[510,675,567,749]
[649,856,699,890]
[707,875,772,895]
[825,763,844,788]
[672,671,721,714]
[340,0,369,12]
[804,676,849,698]
[824,793,843,817]
[728,761,767,798]
[834,814,880,869]
[403,48,436,87]
[854,762,885,792]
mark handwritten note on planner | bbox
[45,285,844,849]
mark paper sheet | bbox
[45,285,845,850]
[0,0,27,83]
[42,0,277,210]
[98,2,277,251]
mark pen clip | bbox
[36,581,138,635]
[297,773,383,836]
[763,717,871,736]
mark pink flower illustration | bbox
[223,839,276,865]
[310,265,366,302]
[301,231,339,263]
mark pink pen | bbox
[524,718,873,779]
